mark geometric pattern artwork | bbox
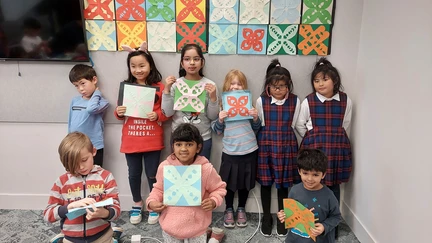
[297,24,331,55]
[174,79,206,112]
[239,0,270,24]
[83,0,115,20]
[163,165,202,206]
[237,24,267,55]
[147,22,177,52]
[176,0,206,23]
[115,0,146,21]
[85,20,117,51]
[283,199,317,242]
[176,22,207,52]
[270,0,301,24]
[302,0,334,24]
[116,21,147,51]
[146,0,176,21]
[208,24,238,54]
[209,0,239,24]
[119,83,156,119]
[267,24,298,55]
[222,90,252,121]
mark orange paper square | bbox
[116,21,147,51]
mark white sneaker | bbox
[129,207,142,224]
[147,212,159,224]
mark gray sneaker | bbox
[236,207,248,227]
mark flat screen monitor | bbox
[0,0,89,62]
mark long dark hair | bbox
[311,57,343,95]
[125,50,162,85]
[261,59,293,97]
[179,44,205,77]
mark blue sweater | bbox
[68,90,109,149]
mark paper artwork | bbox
[116,21,147,51]
[297,24,330,55]
[146,0,175,21]
[239,0,270,24]
[176,0,206,22]
[176,22,207,52]
[85,20,117,51]
[173,79,206,112]
[283,198,317,242]
[209,0,239,24]
[163,165,202,206]
[66,198,114,220]
[267,24,298,55]
[270,0,301,24]
[302,0,334,24]
[237,24,267,55]
[118,82,157,118]
[208,24,238,54]
[83,0,115,20]
[115,0,146,21]
[222,90,252,121]
[147,22,177,52]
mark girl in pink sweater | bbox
[146,124,227,241]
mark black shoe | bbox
[335,225,339,239]
[276,220,287,236]
[260,215,273,237]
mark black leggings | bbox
[225,189,250,210]
[260,186,288,217]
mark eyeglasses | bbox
[269,85,288,91]
[182,57,202,63]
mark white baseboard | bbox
[341,201,376,243]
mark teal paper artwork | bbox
[270,0,301,24]
[85,20,117,51]
[209,0,239,24]
[120,82,156,118]
[237,24,267,55]
[222,90,252,121]
[173,79,206,112]
[146,0,175,21]
[208,24,238,54]
[302,0,334,24]
[66,198,114,220]
[267,24,298,55]
[163,165,202,206]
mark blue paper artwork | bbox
[222,90,252,121]
[66,198,114,220]
[208,24,238,54]
[163,165,202,206]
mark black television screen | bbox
[0,0,89,62]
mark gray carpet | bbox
[0,210,360,242]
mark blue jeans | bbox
[125,151,161,203]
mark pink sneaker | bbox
[208,227,224,243]
[223,208,235,228]
[236,207,248,227]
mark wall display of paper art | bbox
[208,24,238,54]
[84,0,115,20]
[146,0,175,21]
[176,22,207,52]
[222,90,252,121]
[283,199,317,242]
[209,0,239,24]
[163,165,202,206]
[115,0,146,21]
[302,0,334,24]
[297,24,331,55]
[237,24,267,55]
[117,82,157,118]
[173,79,206,112]
[116,21,147,50]
[176,0,206,22]
[147,22,177,52]
[267,24,298,55]
[86,20,117,51]
[239,0,270,24]
[270,0,301,24]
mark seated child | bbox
[43,132,121,243]
[277,149,341,243]
[146,123,227,242]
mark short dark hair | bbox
[125,50,162,85]
[297,149,328,174]
[311,57,343,95]
[69,64,97,83]
[179,44,205,77]
[171,123,203,153]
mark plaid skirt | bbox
[219,150,258,192]
[300,126,352,186]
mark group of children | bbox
[43,42,352,243]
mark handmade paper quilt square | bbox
[239,0,270,24]
[297,24,331,55]
[222,90,252,121]
[117,82,157,119]
[301,0,334,24]
[174,79,206,112]
[146,0,175,21]
[237,24,267,55]
[270,0,301,24]
[176,22,207,52]
[208,24,238,54]
[115,0,146,21]
[209,0,239,24]
[176,0,206,22]
[147,22,177,52]
[163,165,202,206]
[84,0,115,20]
[267,24,298,55]
[85,20,117,51]
[116,21,147,51]
[283,199,316,242]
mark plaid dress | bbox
[257,93,300,189]
[300,92,352,186]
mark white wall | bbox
[342,0,432,243]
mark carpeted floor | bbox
[0,209,360,242]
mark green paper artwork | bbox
[173,79,207,112]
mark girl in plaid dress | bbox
[256,59,301,237]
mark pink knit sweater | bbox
[146,155,226,239]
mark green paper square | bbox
[174,79,207,112]
[176,22,207,53]
[297,24,331,56]
[267,24,298,55]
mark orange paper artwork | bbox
[283,198,317,242]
